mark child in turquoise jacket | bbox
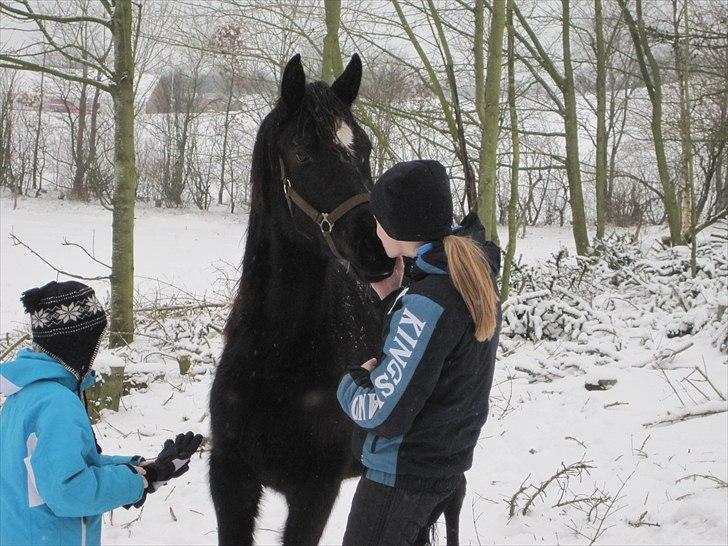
[0,281,203,546]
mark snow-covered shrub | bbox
[502,225,728,384]
[502,288,616,344]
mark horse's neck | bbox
[242,222,331,322]
[232,210,380,365]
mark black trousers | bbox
[342,475,465,546]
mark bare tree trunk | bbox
[501,0,519,301]
[594,0,607,240]
[606,82,633,221]
[218,65,236,206]
[72,73,89,200]
[32,56,46,191]
[228,151,236,213]
[715,98,728,215]
[172,110,190,206]
[619,0,682,244]
[561,0,590,255]
[0,80,13,189]
[87,83,101,191]
[0,4,140,336]
[513,2,589,255]
[321,0,343,84]
[109,0,137,348]
[678,0,697,275]
[673,0,696,276]
[476,0,505,242]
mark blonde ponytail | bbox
[443,235,499,342]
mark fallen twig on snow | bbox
[121,506,144,530]
[675,473,728,488]
[603,401,629,408]
[634,341,694,369]
[508,475,531,518]
[643,402,728,427]
[133,302,228,313]
[509,460,594,517]
[565,436,587,449]
[628,510,660,528]
[693,363,726,401]
[567,468,635,545]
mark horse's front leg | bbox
[282,479,342,546]
[209,446,263,546]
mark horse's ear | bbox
[331,53,362,107]
[281,54,306,114]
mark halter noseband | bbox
[279,157,370,260]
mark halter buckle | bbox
[319,213,334,233]
[283,178,291,196]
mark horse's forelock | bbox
[299,82,358,152]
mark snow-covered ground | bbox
[1,193,726,545]
[0,195,247,331]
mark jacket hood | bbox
[412,211,501,280]
[0,347,96,398]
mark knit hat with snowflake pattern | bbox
[21,281,107,380]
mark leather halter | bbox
[278,157,370,259]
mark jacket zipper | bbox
[81,516,87,546]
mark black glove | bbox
[146,431,204,490]
[348,366,374,388]
[131,431,204,508]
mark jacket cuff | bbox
[122,464,146,509]
[348,366,373,389]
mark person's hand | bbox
[133,466,149,489]
[361,358,377,372]
[370,256,404,300]
[144,432,204,493]
[348,358,377,388]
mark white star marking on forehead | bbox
[335,120,355,155]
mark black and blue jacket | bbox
[337,212,501,487]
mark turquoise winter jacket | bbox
[0,348,145,546]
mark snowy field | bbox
[1,193,727,545]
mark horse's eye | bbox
[295,151,310,164]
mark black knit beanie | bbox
[371,160,453,241]
[21,281,107,380]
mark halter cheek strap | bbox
[279,157,370,260]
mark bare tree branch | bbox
[0,1,111,28]
[9,233,111,281]
[0,55,113,92]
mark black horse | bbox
[209,54,395,545]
